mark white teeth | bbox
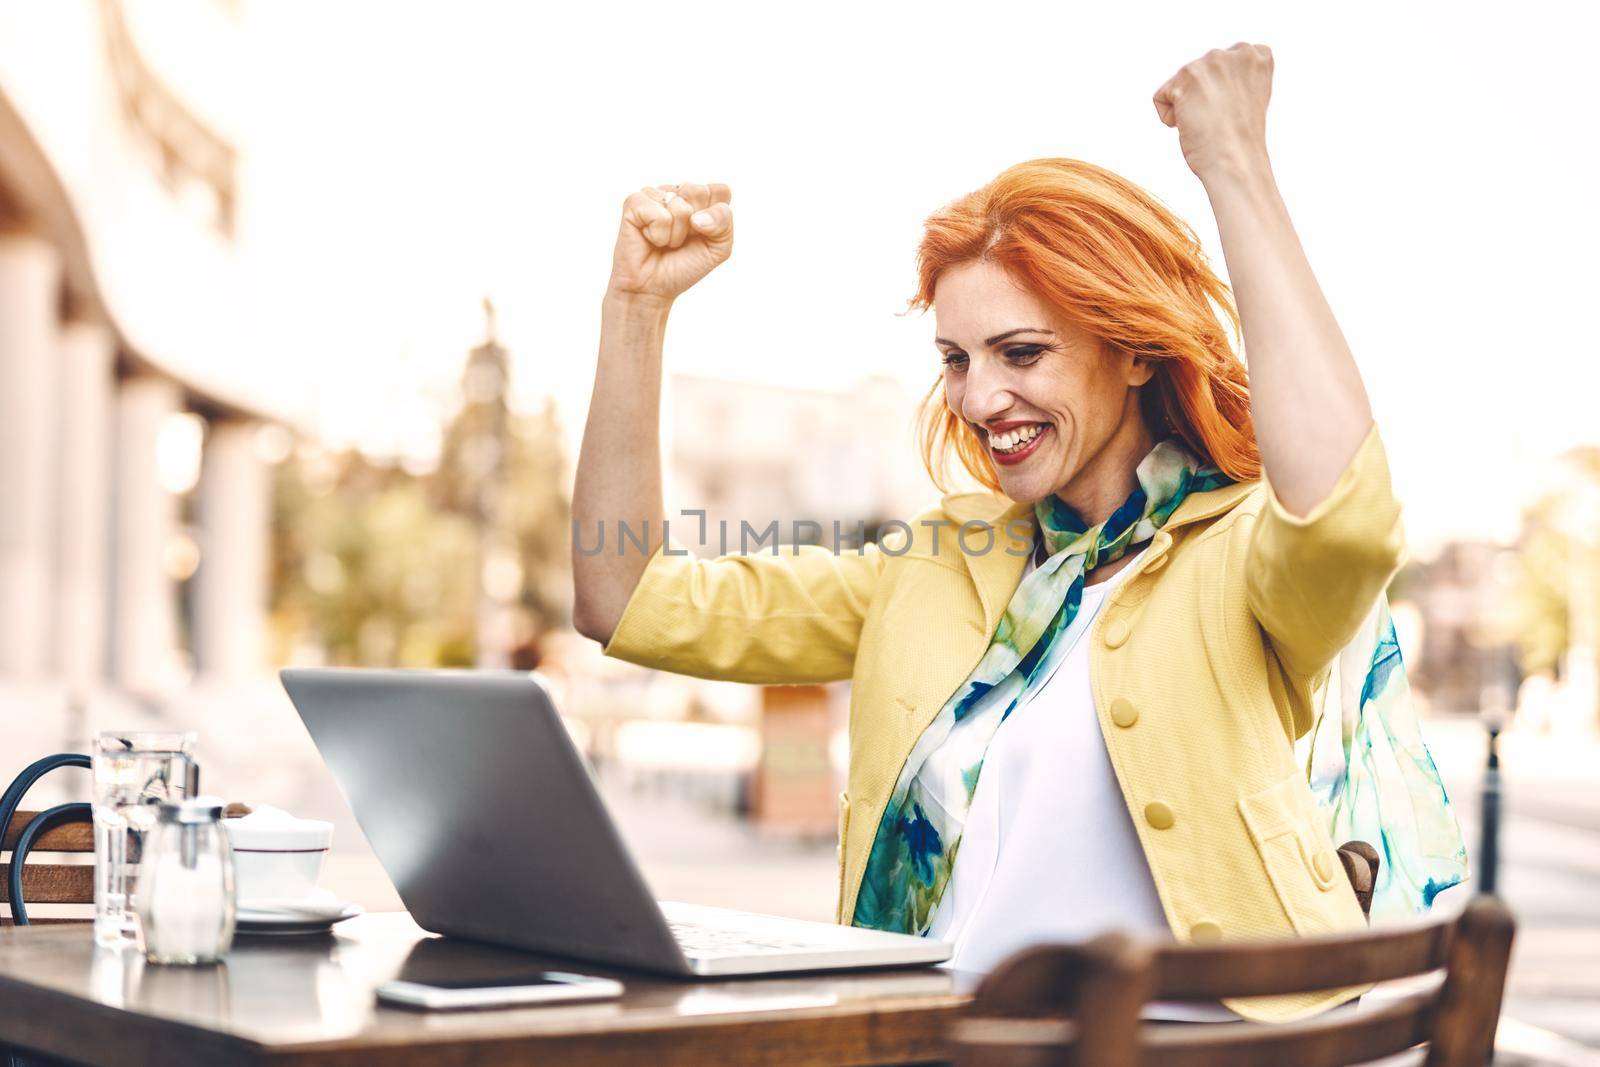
[990,423,1044,452]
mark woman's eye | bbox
[941,345,1045,370]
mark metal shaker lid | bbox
[155,794,226,824]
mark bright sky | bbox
[236,1,1597,554]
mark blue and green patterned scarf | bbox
[1300,599,1469,920]
[851,436,1466,936]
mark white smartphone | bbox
[375,970,625,1011]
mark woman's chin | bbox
[993,439,1071,504]
[995,468,1054,504]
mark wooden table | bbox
[0,913,976,1065]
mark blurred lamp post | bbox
[1476,643,1516,896]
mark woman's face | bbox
[934,259,1155,506]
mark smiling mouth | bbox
[986,422,1051,465]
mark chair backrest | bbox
[1,809,95,924]
[950,894,1516,1067]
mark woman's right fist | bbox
[607,182,733,303]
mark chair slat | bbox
[1142,992,1436,1067]
[0,863,95,904]
[1423,896,1515,1066]
[1151,920,1454,1000]
[1,810,95,852]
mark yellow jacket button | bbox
[1110,698,1139,728]
[1103,619,1130,648]
[1190,920,1222,942]
[1313,850,1336,885]
[1144,801,1174,830]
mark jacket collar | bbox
[1166,478,1260,529]
[941,477,1262,633]
[941,494,1032,634]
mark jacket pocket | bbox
[834,791,851,924]
[1238,772,1345,934]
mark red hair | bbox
[910,157,1260,494]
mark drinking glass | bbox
[91,731,198,945]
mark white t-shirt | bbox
[926,545,1238,1022]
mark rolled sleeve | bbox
[1245,421,1408,691]
[600,533,888,685]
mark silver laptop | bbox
[279,667,951,976]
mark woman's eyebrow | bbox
[933,327,1054,347]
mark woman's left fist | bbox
[1152,42,1274,181]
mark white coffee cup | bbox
[222,804,334,903]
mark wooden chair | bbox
[1,754,94,927]
[0,808,95,926]
[949,894,1516,1067]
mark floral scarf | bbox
[851,436,1466,936]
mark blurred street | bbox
[1423,715,1600,1060]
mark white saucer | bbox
[235,897,364,936]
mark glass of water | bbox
[92,731,198,945]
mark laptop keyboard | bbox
[666,919,833,957]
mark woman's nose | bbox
[960,357,1014,424]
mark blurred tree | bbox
[1488,447,1600,677]
[268,450,478,667]
[500,396,574,635]
[432,300,573,663]
[268,304,573,669]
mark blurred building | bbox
[0,0,272,720]
[575,372,939,831]
[665,372,934,556]
[436,301,516,668]
[1399,541,1506,714]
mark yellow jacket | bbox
[601,421,1406,1021]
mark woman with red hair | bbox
[572,43,1463,1023]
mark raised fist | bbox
[1152,42,1274,180]
[607,182,733,302]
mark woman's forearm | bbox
[1200,149,1374,517]
[571,290,673,642]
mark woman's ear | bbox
[1105,340,1157,388]
[1128,354,1157,387]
